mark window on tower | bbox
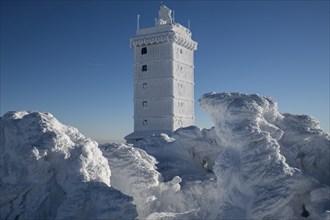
[141,47,147,54]
[142,65,147,72]
[143,120,148,126]
[143,101,147,107]
[143,83,147,89]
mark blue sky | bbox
[1,0,329,142]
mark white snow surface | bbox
[1,92,329,220]
[0,111,137,220]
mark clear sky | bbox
[1,0,329,142]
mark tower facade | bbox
[125,4,197,142]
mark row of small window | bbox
[141,46,183,55]
[143,119,183,127]
[143,119,185,127]
[143,101,185,108]
[142,119,184,127]
[141,64,187,74]
[141,64,182,72]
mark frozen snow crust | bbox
[1,92,329,220]
[0,111,137,220]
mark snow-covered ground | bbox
[0,111,137,220]
[1,93,329,219]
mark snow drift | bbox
[1,92,329,220]
[0,111,137,220]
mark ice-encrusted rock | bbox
[100,142,199,219]
[0,111,137,220]
[100,143,161,218]
[1,91,329,220]
[199,92,329,219]
[276,113,330,185]
[110,90,328,219]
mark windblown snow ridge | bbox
[198,92,329,219]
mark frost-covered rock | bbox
[100,142,198,219]
[276,113,330,185]
[1,92,329,220]
[0,111,137,220]
[199,92,329,219]
[100,143,161,218]
[114,92,329,219]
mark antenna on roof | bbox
[173,10,175,23]
[188,19,191,30]
[137,14,140,30]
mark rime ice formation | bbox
[199,93,320,219]
[126,4,197,142]
[128,92,329,219]
[1,92,329,220]
[100,143,162,218]
[0,111,137,220]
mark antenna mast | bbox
[173,10,175,23]
[137,14,140,30]
[188,19,191,30]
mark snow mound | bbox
[0,111,137,220]
[1,92,329,220]
[100,143,196,219]
[276,113,330,185]
[116,92,329,219]
[100,143,161,217]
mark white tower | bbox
[125,4,197,143]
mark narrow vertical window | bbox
[143,101,147,107]
[143,120,148,125]
[142,65,147,72]
[180,49,183,54]
[143,83,147,89]
[141,47,147,54]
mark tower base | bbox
[124,130,172,144]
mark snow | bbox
[0,111,137,220]
[1,92,329,219]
